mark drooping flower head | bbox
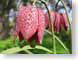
[14,4,45,45]
[45,11,69,32]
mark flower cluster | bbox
[45,11,69,32]
[14,4,69,45]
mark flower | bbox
[14,4,45,44]
[45,11,69,32]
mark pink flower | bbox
[45,11,69,32]
[14,4,45,44]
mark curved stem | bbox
[24,49,33,54]
[1,45,53,54]
[40,0,56,54]
[23,45,53,53]
[60,0,71,27]
[45,29,69,54]
[55,0,60,11]
[0,46,32,54]
[35,45,53,53]
[59,0,72,53]
[32,0,37,5]
[55,0,71,31]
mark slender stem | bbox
[1,46,32,54]
[40,0,56,54]
[55,0,60,11]
[24,49,33,54]
[54,35,69,54]
[55,0,71,31]
[35,45,53,53]
[1,45,53,54]
[60,0,71,27]
[54,36,56,54]
[45,29,69,54]
[32,0,37,5]
[23,45,53,53]
[59,0,71,53]
[55,0,71,53]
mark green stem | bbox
[1,47,22,54]
[59,0,71,54]
[32,0,37,5]
[60,0,71,27]
[40,0,56,54]
[0,46,32,54]
[22,46,33,54]
[23,45,53,53]
[1,45,53,54]
[55,0,60,11]
[24,49,33,54]
[54,36,56,54]
[54,35,69,54]
[35,45,53,53]
[45,29,69,54]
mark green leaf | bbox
[1,47,21,54]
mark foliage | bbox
[0,28,72,54]
[0,0,72,54]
